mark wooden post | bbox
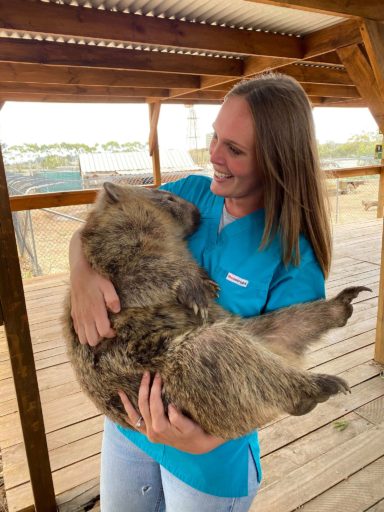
[338,43,384,364]
[148,102,162,187]
[375,218,384,364]
[0,147,57,511]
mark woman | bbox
[69,73,331,511]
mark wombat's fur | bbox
[64,183,371,439]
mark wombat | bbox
[64,182,370,439]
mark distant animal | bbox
[362,200,378,211]
[63,183,371,439]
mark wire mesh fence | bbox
[326,175,380,224]
[6,168,382,279]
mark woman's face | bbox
[209,95,264,214]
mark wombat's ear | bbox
[103,182,124,203]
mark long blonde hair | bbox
[227,73,332,278]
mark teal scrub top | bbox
[117,175,325,497]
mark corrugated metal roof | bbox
[0,0,345,58]
[79,148,202,174]
[42,0,343,36]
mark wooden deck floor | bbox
[1,218,384,512]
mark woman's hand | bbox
[118,372,225,455]
[69,229,121,346]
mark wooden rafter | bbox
[302,19,361,58]
[359,19,384,101]
[0,82,170,98]
[337,44,384,131]
[0,38,243,78]
[244,1,384,21]
[0,0,303,59]
[0,62,200,89]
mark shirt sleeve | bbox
[263,249,326,313]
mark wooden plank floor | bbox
[1,218,384,512]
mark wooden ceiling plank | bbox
[0,82,170,98]
[337,44,384,131]
[0,0,302,59]
[0,93,149,103]
[243,1,384,20]
[281,63,352,85]
[359,19,384,101]
[0,62,199,89]
[303,19,362,59]
[0,38,243,78]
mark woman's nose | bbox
[210,141,225,165]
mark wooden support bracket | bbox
[0,147,57,511]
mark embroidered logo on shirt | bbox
[226,272,249,288]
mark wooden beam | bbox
[282,63,353,85]
[0,147,57,511]
[0,83,169,99]
[337,44,384,131]
[316,98,368,107]
[303,19,362,59]
[359,19,384,101]
[148,103,161,186]
[0,62,199,89]
[0,37,243,78]
[0,82,170,98]
[304,51,342,66]
[375,215,384,364]
[244,1,384,21]
[0,0,303,59]
[301,83,360,98]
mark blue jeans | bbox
[100,418,259,512]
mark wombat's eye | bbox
[167,196,176,202]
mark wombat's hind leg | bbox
[288,373,350,416]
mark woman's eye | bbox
[229,145,242,156]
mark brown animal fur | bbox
[63,183,371,439]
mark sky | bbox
[0,101,379,150]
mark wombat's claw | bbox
[336,286,372,304]
[207,279,220,298]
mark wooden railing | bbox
[8,165,384,212]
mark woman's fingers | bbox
[118,390,145,430]
[138,371,152,426]
[149,374,169,433]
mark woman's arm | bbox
[69,228,121,346]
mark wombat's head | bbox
[98,182,201,238]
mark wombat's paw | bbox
[175,279,214,321]
[289,374,350,416]
[313,373,350,401]
[331,286,372,327]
